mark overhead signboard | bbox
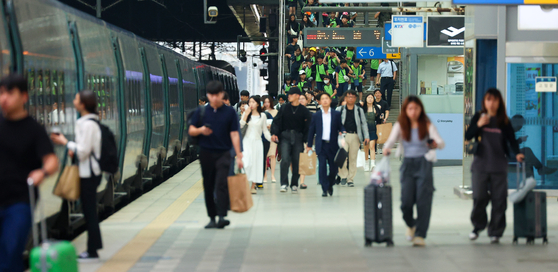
[355,47,386,60]
[518,5,558,30]
[453,0,555,4]
[391,15,424,48]
[387,53,401,59]
[303,28,383,47]
[427,16,465,47]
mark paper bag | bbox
[54,165,80,201]
[356,149,365,168]
[376,123,393,144]
[299,152,317,176]
[228,173,253,213]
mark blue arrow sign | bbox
[356,47,386,60]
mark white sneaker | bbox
[469,231,479,241]
[370,160,376,169]
[280,185,287,192]
[291,185,298,194]
[364,161,370,172]
[490,236,500,244]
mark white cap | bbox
[299,70,306,75]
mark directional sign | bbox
[387,53,401,59]
[391,16,424,48]
[356,47,386,60]
[382,38,399,54]
[385,22,427,41]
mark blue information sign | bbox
[356,47,386,60]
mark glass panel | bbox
[507,63,558,189]
[14,0,78,218]
[162,52,179,158]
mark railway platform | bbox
[73,157,558,272]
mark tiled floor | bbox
[74,157,558,272]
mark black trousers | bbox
[280,131,304,187]
[81,175,103,253]
[380,77,395,107]
[200,150,232,218]
[263,140,270,177]
[400,157,434,239]
[318,142,337,193]
[471,171,508,237]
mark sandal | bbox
[300,184,308,189]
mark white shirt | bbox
[378,61,398,78]
[67,114,102,178]
[322,109,332,141]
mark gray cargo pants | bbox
[400,157,435,238]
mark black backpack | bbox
[90,119,119,174]
[187,105,206,146]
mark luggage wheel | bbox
[365,239,372,247]
[543,236,549,245]
[512,236,518,245]
[386,240,394,247]
[526,237,535,245]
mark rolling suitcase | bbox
[364,183,394,247]
[512,163,548,245]
[28,179,79,272]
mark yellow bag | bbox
[299,151,317,176]
[54,165,80,201]
[228,171,253,213]
[376,123,393,144]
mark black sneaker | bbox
[217,219,230,229]
[328,187,333,196]
[538,166,558,176]
[205,220,217,229]
[347,182,354,187]
[78,252,99,263]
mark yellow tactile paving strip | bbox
[97,179,203,272]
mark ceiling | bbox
[58,0,250,42]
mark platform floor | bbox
[74,156,558,272]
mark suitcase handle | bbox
[516,162,526,192]
[28,178,48,247]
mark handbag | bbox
[466,136,481,155]
[334,148,348,168]
[376,123,393,144]
[54,152,80,201]
[227,167,253,213]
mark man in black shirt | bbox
[0,74,58,272]
[271,87,311,193]
[189,81,243,229]
[373,89,390,124]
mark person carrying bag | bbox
[228,167,253,213]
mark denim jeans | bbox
[0,202,32,272]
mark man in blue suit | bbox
[307,93,345,197]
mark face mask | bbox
[324,80,330,84]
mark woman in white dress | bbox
[240,96,271,194]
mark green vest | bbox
[305,67,312,78]
[346,50,355,65]
[338,68,347,84]
[285,85,291,93]
[326,56,337,74]
[298,81,308,90]
[315,64,327,82]
[352,65,363,83]
[324,84,335,98]
[311,56,316,65]
[370,59,380,70]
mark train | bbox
[0,0,239,236]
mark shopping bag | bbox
[356,149,365,168]
[370,156,390,185]
[54,163,80,201]
[376,123,393,144]
[228,169,253,213]
[299,151,317,176]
